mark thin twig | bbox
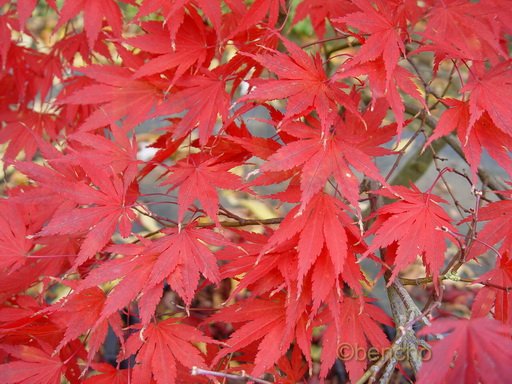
[384,119,424,182]
[198,217,284,228]
[191,367,272,384]
[404,103,509,195]
[399,274,511,291]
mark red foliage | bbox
[1,1,511,383]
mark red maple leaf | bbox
[124,318,214,384]
[16,159,139,267]
[293,0,356,38]
[141,225,227,308]
[55,0,123,49]
[335,57,426,132]
[259,112,393,212]
[465,189,512,258]
[227,0,286,38]
[68,124,139,177]
[152,69,230,145]
[0,201,33,274]
[462,61,512,137]
[261,193,364,294]
[418,317,512,384]
[210,292,312,377]
[0,107,62,164]
[273,344,308,384]
[127,13,215,83]
[0,345,65,384]
[239,38,358,133]
[160,153,242,224]
[320,296,393,381]
[48,287,123,363]
[0,295,64,349]
[83,363,128,384]
[60,65,164,132]
[221,225,364,316]
[338,0,407,87]
[0,14,12,68]
[421,0,506,62]
[77,224,227,323]
[472,251,512,325]
[135,0,222,42]
[364,184,457,284]
[218,230,298,296]
[426,99,512,179]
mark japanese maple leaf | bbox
[0,234,77,299]
[210,292,312,377]
[464,190,512,258]
[462,61,512,137]
[425,99,512,179]
[0,201,33,274]
[239,38,358,133]
[418,317,512,384]
[227,0,286,37]
[127,14,215,82]
[152,69,230,145]
[77,225,227,323]
[135,0,222,42]
[0,107,62,164]
[422,0,506,62]
[0,295,65,349]
[83,363,128,384]
[55,0,123,49]
[16,160,139,267]
[141,225,227,309]
[49,287,123,363]
[338,0,407,88]
[472,252,512,325]
[364,184,457,284]
[51,29,112,67]
[69,124,139,178]
[293,0,356,38]
[221,227,364,314]
[273,345,308,384]
[0,345,64,384]
[218,231,301,298]
[261,193,363,293]
[0,261,47,298]
[335,57,426,132]
[223,118,282,160]
[320,297,393,382]
[123,318,214,384]
[160,154,242,224]
[75,244,156,326]
[60,65,164,132]
[221,24,279,94]
[259,114,393,212]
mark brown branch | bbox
[400,274,512,292]
[363,182,431,382]
[356,298,432,384]
[191,367,273,384]
[198,217,284,228]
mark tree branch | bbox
[191,367,273,384]
[404,104,508,194]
